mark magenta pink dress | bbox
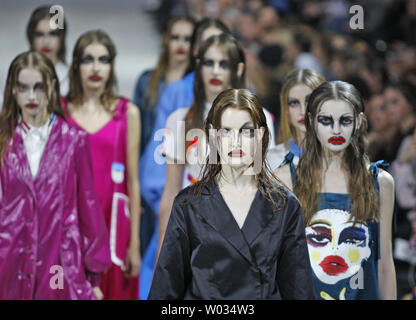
[63,97,138,300]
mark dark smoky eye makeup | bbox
[202,59,214,67]
[16,81,28,92]
[170,34,180,41]
[49,30,59,37]
[340,116,354,126]
[219,60,230,70]
[317,115,333,126]
[34,31,44,38]
[33,82,44,91]
[240,128,256,138]
[98,55,112,64]
[184,36,191,42]
[80,54,94,64]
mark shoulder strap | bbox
[369,160,390,193]
[280,151,297,187]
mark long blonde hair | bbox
[0,51,64,163]
[278,69,326,146]
[295,81,379,224]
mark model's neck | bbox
[217,164,257,191]
[321,151,344,171]
[22,110,50,128]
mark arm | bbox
[377,170,397,300]
[148,200,191,300]
[75,132,111,288]
[156,162,184,261]
[277,197,315,299]
[124,102,142,277]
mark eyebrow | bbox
[221,122,254,130]
[308,219,332,227]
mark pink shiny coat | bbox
[0,116,111,299]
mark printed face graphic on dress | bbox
[14,68,49,120]
[305,209,371,285]
[287,83,312,135]
[80,43,112,89]
[217,108,264,172]
[33,18,60,62]
[315,100,357,153]
[168,20,193,63]
[201,46,232,99]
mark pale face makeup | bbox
[168,20,193,64]
[216,107,264,170]
[287,83,312,138]
[201,45,232,103]
[79,43,112,91]
[305,209,371,284]
[32,18,60,64]
[315,99,358,153]
[14,68,51,126]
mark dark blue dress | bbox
[284,153,387,300]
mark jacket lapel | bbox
[197,180,255,265]
[241,189,276,246]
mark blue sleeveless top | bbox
[283,153,388,300]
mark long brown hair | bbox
[26,5,67,64]
[146,15,196,110]
[0,51,64,163]
[185,33,246,134]
[278,69,326,146]
[67,30,118,111]
[195,88,287,211]
[295,81,379,224]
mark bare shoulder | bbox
[126,101,140,120]
[377,169,395,192]
[274,163,293,191]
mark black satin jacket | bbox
[148,179,315,300]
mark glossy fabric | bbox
[64,98,138,300]
[0,116,111,299]
[148,179,315,300]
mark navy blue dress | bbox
[284,153,387,300]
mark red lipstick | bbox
[228,150,244,157]
[26,103,38,109]
[319,255,348,275]
[89,75,102,82]
[176,48,185,55]
[41,47,51,54]
[328,136,345,145]
[209,78,222,86]
[298,119,305,125]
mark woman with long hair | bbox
[276,81,396,299]
[267,69,325,171]
[26,5,69,96]
[0,51,110,299]
[158,33,275,255]
[133,15,195,156]
[63,30,141,300]
[148,88,314,299]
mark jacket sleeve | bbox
[75,132,111,286]
[277,196,316,299]
[148,199,191,299]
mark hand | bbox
[93,286,103,300]
[123,243,141,278]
